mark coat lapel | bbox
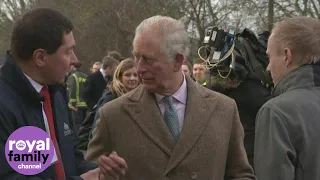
[98,71,105,82]
[123,85,175,156]
[164,77,218,174]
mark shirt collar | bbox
[23,73,43,93]
[100,68,106,78]
[155,74,187,105]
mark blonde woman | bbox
[89,58,139,139]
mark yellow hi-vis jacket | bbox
[67,70,87,108]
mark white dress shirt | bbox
[155,75,187,131]
[100,68,106,79]
[24,74,58,164]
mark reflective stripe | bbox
[72,74,87,107]
[72,74,80,103]
[77,102,87,107]
[202,81,207,86]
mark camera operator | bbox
[210,66,271,166]
[200,27,272,166]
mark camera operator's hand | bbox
[99,151,128,179]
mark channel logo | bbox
[5,126,54,175]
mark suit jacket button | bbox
[190,172,197,179]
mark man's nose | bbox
[136,59,146,73]
[71,52,78,64]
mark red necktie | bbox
[40,87,66,180]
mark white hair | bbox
[134,15,190,62]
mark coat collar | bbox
[273,63,320,97]
[154,74,187,105]
[0,51,59,105]
[123,76,219,174]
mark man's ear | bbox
[33,49,46,67]
[173,53,184,72]
[284,48,293,67]
[105,67,113,74]
[104,67,109,73]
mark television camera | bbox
[198,26,273,87]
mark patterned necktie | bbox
[163,96,180,143]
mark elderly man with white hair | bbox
[86,15,255,180]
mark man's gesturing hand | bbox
[99,151,128,179]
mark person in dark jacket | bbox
[77,58,139,150]
[83,56,119,111]
[0,8,102,180]
[210,73,271,166]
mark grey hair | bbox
[134,15,190,62]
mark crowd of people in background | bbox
[0,7,320,180]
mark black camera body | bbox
[203,26,235,63]
[200,27,273,89]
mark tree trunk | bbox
[268,0,274,31]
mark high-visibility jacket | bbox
[202,81,207,87]
[67,70,87,108]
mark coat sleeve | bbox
[85,106,112,163]
[69,126,97,178]
[254,107,296,180]
[71,119,98,174]
[89,92,116,140]
[225,101,256,180]
[0,107,45,180]
[74,148,98,175]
